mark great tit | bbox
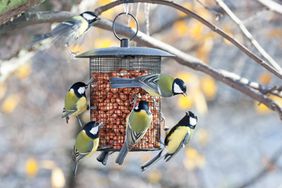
[62,82,89,125]
[72,121,102,176]
[141,111,197,171]
[115,100,153,165]
[33,11,100,46]
[110,74,187,97]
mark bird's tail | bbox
[97,151,110,166]
[110,77,142,89]
[73,161,79,176]
[141,150,164,172]
[115,143,129,165]
[32,33,52,44]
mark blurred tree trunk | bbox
[0,0,44,25]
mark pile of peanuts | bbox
[90,69,161,150]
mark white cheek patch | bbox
[78,87,85,95]
[173,83,183,94]
[134,106,139,110]
[90,126,98,135]
[83,13,96,21]
[189,117,197,126]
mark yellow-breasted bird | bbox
[141,111,197,171]
[115,100,153,165]
[110,74,187,97]
[33,11,100,46]
[62,82,89,125]
[73,121,102,176]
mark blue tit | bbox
[141,111,198,171]
[110,74,187,97]
[33,11,100,46]
[115,100,153,165]
[73,121,102,176]
[62,82,89,125]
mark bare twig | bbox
[94,0,282,79]
[0,11,281,118]
[219,70,282,98]
[1,1,281,79]
[237,146,282,188]
[0,0,44,25]
[0,11,74,35]
[215,0,282,75]
[256,0,282,15]
[95,19,282,119]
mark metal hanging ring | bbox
[112,12,139,41]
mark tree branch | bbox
[0,11,281,119]
[237,146,282,188]
[0,11,74,35]
[1,1,281,78]
[93,0,282,79]
[215,0,282,74]
[95,19,282,119]
[256,0,282,15]
[0,0,44,25]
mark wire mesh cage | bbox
[76,12,173,151]
[77,47,173,151]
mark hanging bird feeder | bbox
[76,12,173,151]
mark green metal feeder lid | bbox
[76,47,174,58]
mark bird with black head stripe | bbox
[33,11,100,47]
[62,81,89,125]
[141,111,197,171]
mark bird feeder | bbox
[76,13,173,151]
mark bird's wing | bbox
[72,145,90,163]
[126,122,147,146]
[164,124,180,146]
[164,132,190,162]
[137,74,160,95]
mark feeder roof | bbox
[76,47,174,58]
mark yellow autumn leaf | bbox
[1,94,21,113]
[25,158,38,177]
[255,102,271,114]
[147,170,161,184]
[193,89,208,115]
[178,95,193,109]
[196,40,213,63]
[15,63,32,79]
[177,2,193,17]
[267,28,282,38]
[51,167,66,188]
[173,20,189,37]
[177,72,195,83]
[200,75,217,100]
[189,21,204,40]
[0,83,7,100]
[94,38,116,48]
[197,129,209,146]
[184,147,205,170]
[259,72,272,85]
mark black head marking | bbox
[172,78,187,96]
[83,121,101,139]
[80,11,99,24]
[176,111,198,129]
[134,100,151,114]
[70,82,87,97]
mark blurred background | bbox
[0,0,281,187]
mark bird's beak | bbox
[182,92,187,96]
[97,122,104,128]
[86,77,94,85]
